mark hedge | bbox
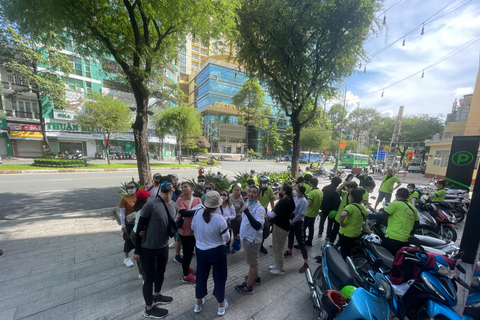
[33,158,87,168]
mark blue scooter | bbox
[305,243,392,320]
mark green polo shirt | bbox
[339,203,368,238]
[258,186,274,209]
[303,183,311,194]
[408,191,419,204]
[380,175,400,193]
[385,200,419,242]
[358,186,369,202]
[335,190,349,222]
[305,188,323,218]
[431,189,446,202]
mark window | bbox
[84,60,91,78]
[68,78,83,91]
[192,53,200,60]
[192,62,199,68]
[201,49,208,55]
[433,150,450,167]
[86,81,92,93]
[192,46,200,53]
[70,56,83,76]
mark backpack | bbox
[390,246,436,285]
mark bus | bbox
[299,151,321,163]
[340,153,369,168]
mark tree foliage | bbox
[2,0,239,184]
[154,105,202,164]
[261,122,283,156]
[348,107,381,141]
[76,93,133,165]
[281,126,294,154]
[231,78,270,153]
[235,0,380,177]
[328,103,349,127]
[300,125,331,152]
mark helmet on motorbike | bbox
[364,234,381,244]
[260,175,269,182]
[340,285,357,300]
[320,290,348,317]
[328,210,337,219]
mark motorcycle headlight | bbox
[377,277,392,299]
[421,273,445,301]
[448,216,456,223]
[436,262,450,277]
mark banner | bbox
[445,136,480,189]
[9,131,43,140]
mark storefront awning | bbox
[9,131,44,140]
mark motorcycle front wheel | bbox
[452,209,465,223]
[441,226,457,242]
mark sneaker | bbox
[294,245,301,249]
[168,242,175,248]
[138,274,143,280]
[124,258,134,268]
[226,246,230,253]
[269,264,277,270]
[188,268,197,276]
[305,241,313,247]
[173,255,183,264]
[260,246,268,254]
[194,298,205,313]
[269,243,273,247]
[284,250,292,257]
[143,305,168,318]
[181,275,196,284]
[235,282,253,294]
[299,263,309,273]
[218,299,229,316]
[244,275,262,285]
[152,294,173,305]
[270,268,285,276]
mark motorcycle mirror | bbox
[453,251,465,260]
[457,264,466,274]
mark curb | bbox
[0,166,202,175]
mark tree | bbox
[2,0,238,185]
[231,78,271,154]
[235,0,380,177]
[0,20,73,150]
[261,122,283,157]
[76,93,133,165]
[328,104,349,127]
[281,126,294,155]
[348,107,381,141]
[300,125,331,161]
[154,105,202,164]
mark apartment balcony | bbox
[5,109,41,120]
[2,81,39,94]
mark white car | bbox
[408,162,425,173]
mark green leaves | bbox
[232,78,271,130]
[300,125,331,152]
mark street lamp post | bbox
[334,81,347,173]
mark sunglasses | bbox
[160,182,172,186]
[127,186,136,189]
[198,180,205,183]
[220,194,228,197]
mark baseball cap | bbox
[136,189,151,200]
[169,173,179,179]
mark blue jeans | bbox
[195,245,227,303]
[378,191,392,204]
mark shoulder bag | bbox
[159,196,178,238]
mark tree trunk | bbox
[32,61,50,152]
[177,138,182,164]
[105,133,111,166]
[160,138,165,160]
[291,119,301,178]
[131,82,151,186]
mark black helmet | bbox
[260,175,269,182]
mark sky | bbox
[334,0,480,119]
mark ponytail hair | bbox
[202,207,216,223]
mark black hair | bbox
[346,173,354,181]
[128,181,139,189]
[298,185,306,196]
[159,176,172,184]
[304,174,312,182]
[133,198,148,211]
[247,179,256,186]
[331,177,342,188]
[281,183,293,199]
[310,177,319,188]
[345,181,358,189]
[202,207,216,223]
[351,189,365,203]
[437,180,446,187]
[220,190,230,204]
[407,183,416,189]
[364,180,376,189]
[198,175,206,180]
[297,176,305,183]
[396,188,409,199]
[181,181,194,189]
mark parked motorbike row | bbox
[305,185,477,319]
[57,150,83,159]
[108,152,136,160]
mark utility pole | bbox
[387,106,404,169]
[334,81,347,173]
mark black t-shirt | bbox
[321,184,341,214]
[273,198,296,232]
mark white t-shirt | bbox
[240,201,265,243]
[291,196,308,223]
[192,209,229,250]
[216,204,236,222]
[145,184,160,201]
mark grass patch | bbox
[0,162,197,170]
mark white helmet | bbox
[365,234,381,244]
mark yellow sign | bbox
[214,101,241,111]
[10,131,44,139]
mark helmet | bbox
[365,234,381,244]
[260,176,269,182]
[320,290,347,317]
[340,285,357,300]
[328,210,337,219]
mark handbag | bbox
[159,196,178,238]
[232,238,241,252]
[176,197,194,228]
[123,231,130,241]
[263,218,270,240]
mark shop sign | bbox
[53,110,78,120]
[10,131,43,139]
[214,102,241,111]
[7,123,40,131]
[46,122,80,131]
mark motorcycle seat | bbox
[325,246,355,289]
[414,234,448,247]
[366,242,394,269]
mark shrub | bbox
[201,158,222,166]
[33,158,87,167]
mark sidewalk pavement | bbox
[0,207,323,320]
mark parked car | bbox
[325,156,335,162]
[408,162,426,173]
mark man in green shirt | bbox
[430,180,447,202]
[380,188,419,256]
[338,189,368,259]
[303,177,323,246]
[303,174,312,194]
[327,181,358,244]
[407,183,420,206]
[374,168,401,211]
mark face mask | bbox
[128,188,135,195]
[262,183,268,188]
[198,181,205,187]
[293,190,298,197]
[221,195,228,200]
[247,200,256,206]
[407,188,413,193]
[154,180,161,185]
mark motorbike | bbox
[305,242,393,320]
[306,164,328,177]
[328,169,346,180]
[287,163,303,174]
[417,196,458,242]
[72,150,83,159]
[392,246,473,320]
[94,152,104,159]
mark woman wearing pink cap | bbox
[129,189,150,279]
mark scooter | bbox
[305,242,392,320]
[418,196,458,242]
[287,163,303,175]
